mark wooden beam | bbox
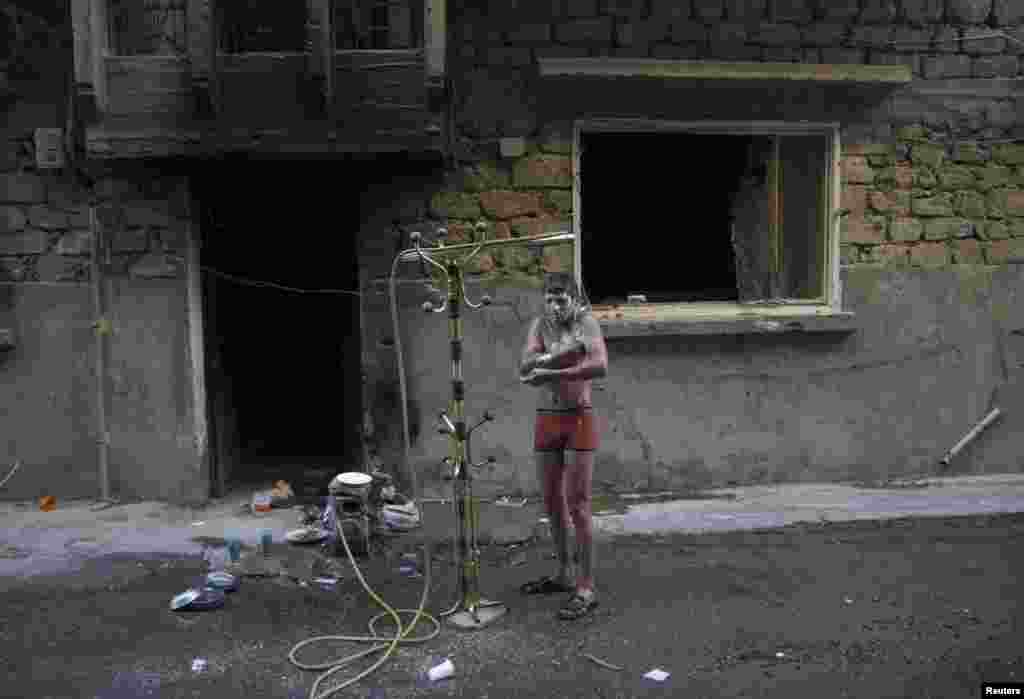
[88,0,109,112]
[539,58,913,84]
[318,0,334,111]
[71,0,92,87]
[425,0,444,78]
[595,311,858,339]
[768,136,781,299]
[186,0,213,77]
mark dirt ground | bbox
[3,512,1023,699]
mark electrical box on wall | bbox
[34,128,65,169]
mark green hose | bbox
[287,520,442,699]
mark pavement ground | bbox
[1,474,1023,698]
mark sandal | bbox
[558,593,598,620]
[520,576,573,595]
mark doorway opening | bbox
[194,155,362,499]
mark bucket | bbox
[329,472,372,499]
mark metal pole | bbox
[442,256,505,629]
[90,205,111,502]
[399,227,575,629]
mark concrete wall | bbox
[0,160,202,503]
[357,0,1024,496]
[1,4,204,504]
[362,267,1024,496]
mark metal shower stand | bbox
[398,222,575,630]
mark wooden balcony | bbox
[74,0,446,159]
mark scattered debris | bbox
[0,544,29,560]
[204,571,239,592]
[252,492,272,514]
[108,671,161,697]
[191,521,205,527]
[427,659,455,682]
[507,551,527,567]
[399,553,422,577]
[494,496,527,507]
[643,668,670,682]
[191,658,207,674]
[844,597,854,605]
[270,480,294,507]
[583,653,623,671]
[286,527,328,545]
[382,499,421,530]
[171,587,226,612]
[38,495,56,512]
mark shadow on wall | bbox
[367,377,420,489]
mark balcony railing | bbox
[75,0,446,156]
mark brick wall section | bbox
[357,128,577,289]
[840,133,1024,268]
[441,0,1024,281]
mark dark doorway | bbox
[194,156,362,497]
[579,132,751,305]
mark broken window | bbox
[579,128,831,308]
[217,0,308,53]
[335,0,423,50]
[109,0,188,55]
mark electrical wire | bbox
[173,257,362,296]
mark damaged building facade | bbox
[1,0,1023,505]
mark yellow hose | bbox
[287,520,442,699]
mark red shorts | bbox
[534,408,600,452]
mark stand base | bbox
[447,600,508,630]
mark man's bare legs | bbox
[565,448,595,596]
[536,450,573,587]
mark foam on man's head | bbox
[543,272,578,299]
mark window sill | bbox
[592,305,857,338]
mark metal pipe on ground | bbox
[940,407,1003,469]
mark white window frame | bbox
[573,119,849,336]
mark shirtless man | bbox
[519,272,608,620]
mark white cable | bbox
[390,246,448,502]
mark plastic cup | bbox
[427,659,454,682]
[227,537,241,562]
[252,492,272,514]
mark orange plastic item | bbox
[39,495,56,512]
